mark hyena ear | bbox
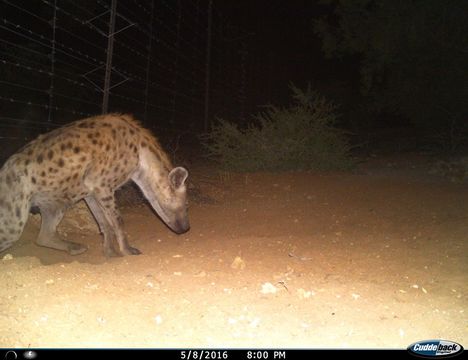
[169,167,189,189]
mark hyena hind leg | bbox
[0,223,22,253]
[0,196,31,253]
[36,204,88,255]
[0,234,17,254]
[84,196,119,257]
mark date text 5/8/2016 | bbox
[179,350,287,360]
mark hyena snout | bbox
[164,207,190,233]
[170,216,190,234]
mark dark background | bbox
[1,0,467,159]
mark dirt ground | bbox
[0,154,467,349]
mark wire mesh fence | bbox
[0,0,248,159]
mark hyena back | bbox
[0,113,189,257]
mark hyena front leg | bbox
[36,203,88,255]
[84,196,119,257]
[92,192,141,256]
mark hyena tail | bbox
[0,192,31,254]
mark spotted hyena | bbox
[0,113,189,257]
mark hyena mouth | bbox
[171,219,190,234]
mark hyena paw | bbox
[103,246,120,258]
[67,242,88,256]
[121,246,142,256]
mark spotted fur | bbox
[0,113,189,256]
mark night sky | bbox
[216,0,467,150]
[212,0,365,133]
[218,0,343,106]
[1,0,466,151]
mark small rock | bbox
[249,317,261,328]
[231,256,246,270]
[261,282,278,294]
[2,254,13,261]
[297,288,314,299]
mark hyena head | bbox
[132,146,190,235]
[157,167,190,234]
[135,165,190,234]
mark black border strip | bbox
[5,349,465,360]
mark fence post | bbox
[204,0,213,131]
[102,0,117,114]
[144,0,154,122]
[48,0,57,127]
[239,40,247,124]
[170,0,182,126]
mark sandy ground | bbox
[0,154,467,349]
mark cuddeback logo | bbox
[408,340,464,358]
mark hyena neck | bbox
[131,148,172,222]
[135,147,172,185]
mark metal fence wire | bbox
[0,0,248,158]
